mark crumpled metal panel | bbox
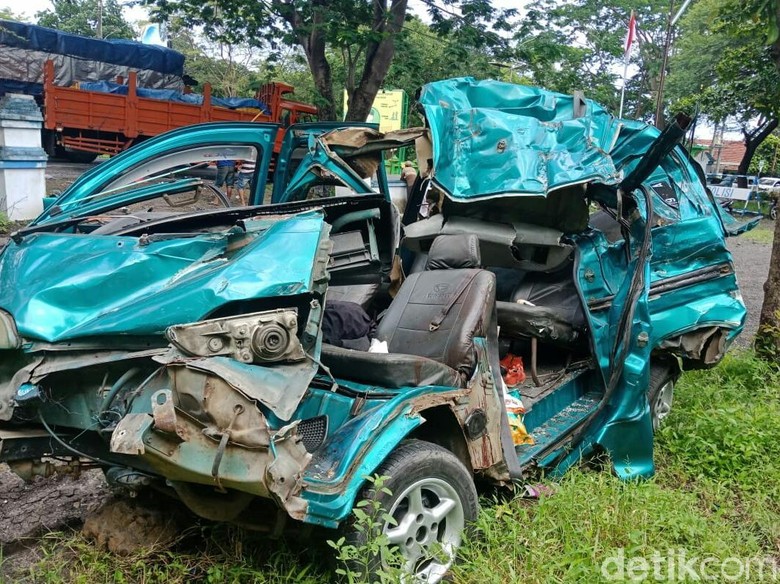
[418,77,623,199]
[163,354,320,422]
[0,212,327,343]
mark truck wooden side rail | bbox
[42,60,317,162]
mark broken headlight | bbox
[166,309,306,364]
[0,310,20,349]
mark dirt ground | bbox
[727,230,773,347]
[0,163,775,578]
[44,160,102,196]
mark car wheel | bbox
[344,439,478,583]
[649,364,675,432]
[770,205,777,221]
[63,149,99,164]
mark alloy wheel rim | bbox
[384,477,465,582]
[652,380,674,431]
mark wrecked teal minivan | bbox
[0,78,747,581]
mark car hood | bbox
[0,211,329,343]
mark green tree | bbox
[667,0,780,185]
[364,17,507,124]
[0,6,25,21]
[516,0,670,119]
[36,0,135,39]
[167,22,261,98]
[748,133,780,175]
[742,0,780,359]
[143,0,514,121]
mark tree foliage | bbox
[515,0,669,120]
[748,133,780,174]
[167,21,262,98]
[733,0,780,359]
[0,6,25,21]
[143,0,514,121]
[668,0,780,124]
[667,0,780,182]
[37,0,135,39]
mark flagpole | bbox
[618,55,629,118]
[619,10,636,119]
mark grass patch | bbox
[12,352,780,583]
[454,352,780,583]
[0,214,29,236]
[741,225,775,244]
[9,524,332,584]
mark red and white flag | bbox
[624,10,637,58]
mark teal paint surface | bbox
[0,81,754,529]
[0,212,327,342]
[32,123,279,225]
[419,77,622,200]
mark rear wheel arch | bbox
[408,405,472,471]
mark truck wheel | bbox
[64,149,98,164]
[343,440,478,584]
[649,364,675,432]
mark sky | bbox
[14,0,148,23]
[13,0,521,26]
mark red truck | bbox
[41,60,318,163]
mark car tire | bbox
[648,363,675,432]
[771,205,777,221]
[343,439,478,584]
[63,149,99,164]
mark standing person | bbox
[214,159,236,199]
[400,161,417,197]
[235,158,256,206]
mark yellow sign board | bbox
[343,89,407,132]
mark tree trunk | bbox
[345,0,407,121]
[736,118,778,188]
[277,0,338,120]
[756,22,780,359]
[306,43,337,120]
[756,212,780,358]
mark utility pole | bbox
[654,0,675,129]
[654,0,694,129]
[97,0,103,39]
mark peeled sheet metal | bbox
[0,212,326,343]
[169,356,319,421]
[418,77,623,200]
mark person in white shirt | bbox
[235,159,256,205]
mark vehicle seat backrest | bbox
[376,234,495,379]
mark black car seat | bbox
[325,284,381,311]
[320,233,496,388]
[496,266,588,346]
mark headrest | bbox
[425,234,481,270]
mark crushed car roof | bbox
[419,77,665,200]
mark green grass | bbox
[5,525,332,583]
[8,352,780,583]
[453,352,780,583]
[742,224,776,244]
